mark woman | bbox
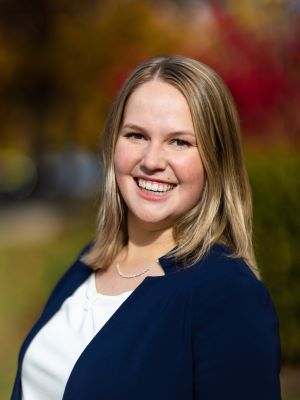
[11,56,281,399]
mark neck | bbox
[123,216,176,264]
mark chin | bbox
[130,211,175,228]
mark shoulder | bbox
[183,245,281,398]
[191,243,258,280]
[52,241,93,287]
[42,242,94,312]
[182,244,279,332]
[185,244,264,295]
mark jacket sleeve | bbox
[191,273,282,399]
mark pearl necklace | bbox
[116,260,159,279]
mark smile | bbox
[135,178,176,194]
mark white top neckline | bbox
[88,272,134,299]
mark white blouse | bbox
[21,272,133,400]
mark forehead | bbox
[122,80,194,132]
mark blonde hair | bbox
[82,55,259,278]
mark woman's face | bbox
[114,80,205,229]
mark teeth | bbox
[137,179,174,193]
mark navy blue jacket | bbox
[11,243,281,399]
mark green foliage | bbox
[247,150,300,363]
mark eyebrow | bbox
[121,123,195,138]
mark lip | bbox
[134,176,177,185]
[134,177,176,201]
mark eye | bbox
[124,132,145,140]
[170,138,191,147]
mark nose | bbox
[140,142,167,172]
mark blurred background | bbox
[0,0,299,398]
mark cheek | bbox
[114,140,140,176]
[114,141,129,176]
[174,153,205,191]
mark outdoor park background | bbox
[0,0,299,398]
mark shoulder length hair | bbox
[82,55,259,278]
